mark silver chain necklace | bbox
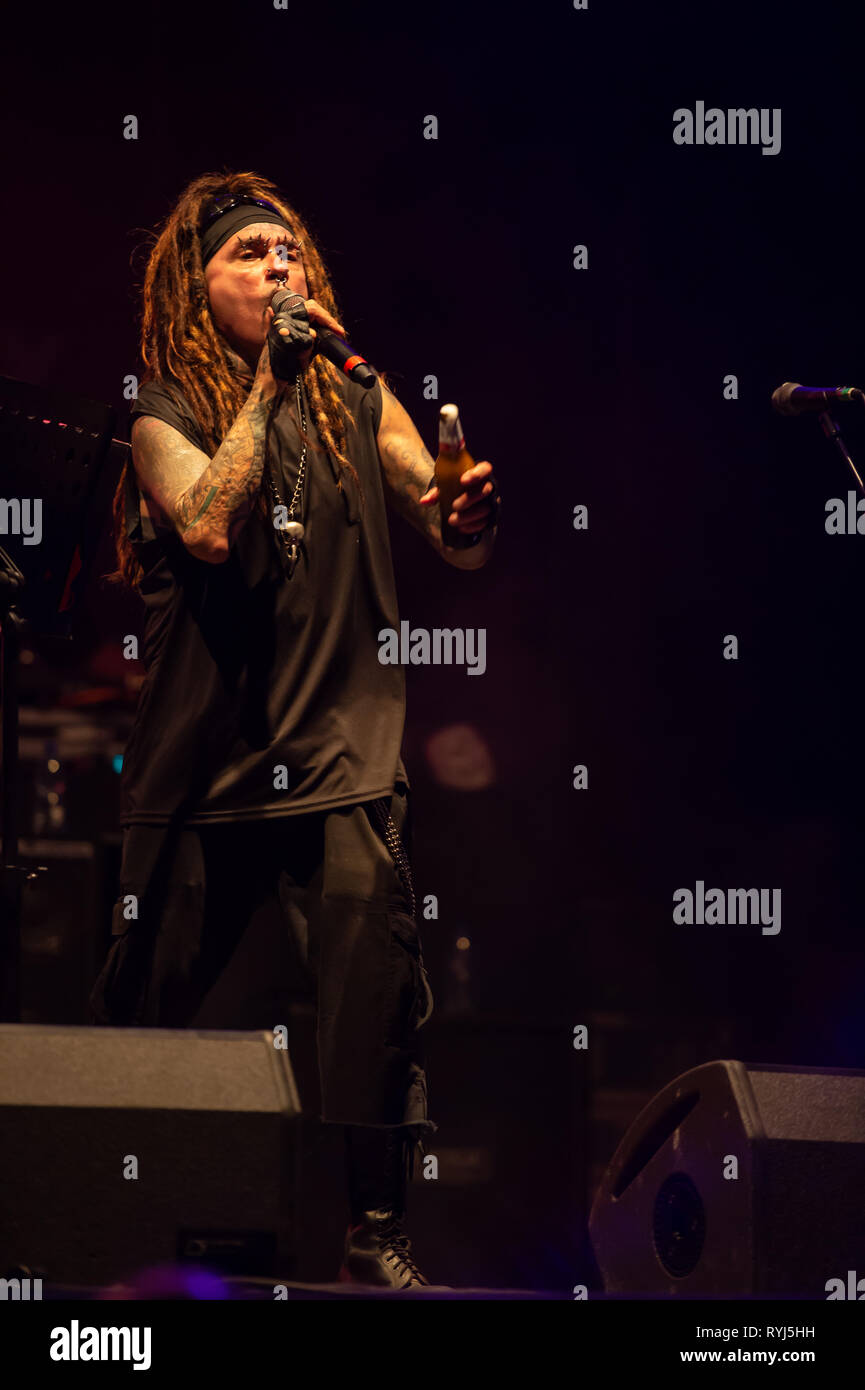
[265,372,308,579]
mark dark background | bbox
[2,0,865,1286]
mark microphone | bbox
[270,288,377,390]
[771,381,865,416]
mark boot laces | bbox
[378,1211,424,1282]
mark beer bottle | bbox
[434,404,478,550]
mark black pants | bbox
[88,787,436,1136]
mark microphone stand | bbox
[818,410,865,495]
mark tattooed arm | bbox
[130,342,279,564]
[375,383,495,570]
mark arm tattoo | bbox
[174,393,273,545]
[183,484,219,529]
[378,433,443,551]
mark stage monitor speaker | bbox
[588,1059,865,1298]
[0,1024,302,1289]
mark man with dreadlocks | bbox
[89,171,500,1289]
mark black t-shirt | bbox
[120,368,408,826]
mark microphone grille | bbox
[270,287,304,314]
[771,382,800,415]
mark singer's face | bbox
[204,222,309,359]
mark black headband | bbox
[200,205,295,267]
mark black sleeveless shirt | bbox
[120,368,408,826]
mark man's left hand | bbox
[419,461,498,534]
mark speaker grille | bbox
[652,1171,706,1277]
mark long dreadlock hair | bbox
[107,169,380,590]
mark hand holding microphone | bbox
[267,291,346,380]
[268,288,377,388]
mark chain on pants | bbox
[367,797,416,918]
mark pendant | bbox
[284,520,305,543]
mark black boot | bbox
[339,1125,432,1288]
